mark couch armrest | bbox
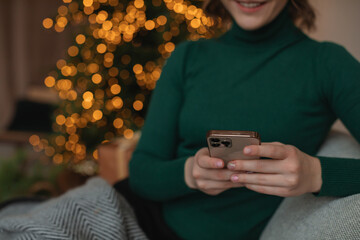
[261,128,360,240]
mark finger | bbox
[193,165,233,181]
[201,169,237,181]
[243,144,288,159]
[262,142,284,146]
[227,159,284,173]
[230,173,289,187]
[197,155,224,169]
[244,184,291,197]
[196,180,245,191]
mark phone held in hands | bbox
[207,130,261,165]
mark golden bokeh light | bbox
[113,118,124,128]
[56,115,66,125]
[104,52,114,61]
[145,20,155,30]
[96,43,107,53]
[68,46,79,57]
[69,134,79,143]
[45,147,56,157]
[157,15,167,25]
[29,135,40,146]
[93,110,103,120]
[44,76,56,88]
[133,100,143,111]
[58,5,68,16]
[174,3,184,13]
[42,18,54,29]
[76,34,86,44]
[96,11,108,23]
[83,91,94,101]
[165,42,175,52]
[92,73,102,84]
[84,6,94,15]
[54,24,64,33]
[134,0,144,8]
[110,84,121,95]
[82,101,93,109]
[55,135,66,146]
[190,18,201,28]
[53,154,64,164]
[124,129,134,139]
[109,0,119,6]
[56,59,67,69]
[112,96,123,109]
[61,66,72,76]
[133,64,143,74]
[102,20,113,31]
[87,63,99,73]
[67,90,78,101]
[83,0,93,7]
[57,16,68,28]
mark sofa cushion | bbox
[261,129,360,240]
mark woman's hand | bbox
[227,142,323,197]
[185,148,244,196]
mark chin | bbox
[221,0,288,31]
[233,17,266,31]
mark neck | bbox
[218,5,305,49]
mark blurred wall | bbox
[309,0,360,61]
[0,0,71,131]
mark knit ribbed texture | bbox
[129,4,360,239]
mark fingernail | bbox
[231,175,239,182]
[244,147,251,154]
[216,161,223,168]
[228,162,235,170]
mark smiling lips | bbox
[234,0,267,13]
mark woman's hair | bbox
[202,0,316,32]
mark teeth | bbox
[237,2,262,8]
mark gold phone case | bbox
[207,130,261,164]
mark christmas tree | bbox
[31,0,225,170]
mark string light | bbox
[44,76,56,87]
[42,18,54,29]
[37,0,224,166]
[76,34,86,44]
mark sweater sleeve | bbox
[315,42,360,197]
[128,41,197,201]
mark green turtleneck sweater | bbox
[129,6,360,240]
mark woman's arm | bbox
[223,43,360,198]
[314,42,360,197]
[128,41,197,201]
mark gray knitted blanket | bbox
[0,177,148,240]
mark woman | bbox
[116,0,360,239]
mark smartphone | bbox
[207,130,261,165]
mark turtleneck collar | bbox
[218,3,305,49]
